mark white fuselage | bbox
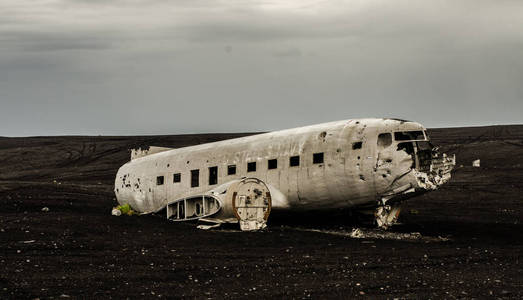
[115,118,448,214]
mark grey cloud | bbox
[272,48,302,58]
[0,0,522,136]
[172,13,463,44]
[179,23,303,42]
[0,30,114,52]
[20,39,111,52]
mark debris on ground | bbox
[197,223,221,230]
[19,240,35,244]
[112,203,135,216]
[291,227,450,242]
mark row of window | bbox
[151,132,424,189]
[156,152,326,188]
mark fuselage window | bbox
[209,166,218,185]
[191,169,199,188]
[377,133,392,148]
[156,176,164,185]
[228,165,236,175]
[289,155,300,167]
[313,152,324,164]
[173,173,181,183]
[352,142,362,150]
[247,161,256,172]
[268,159,277,169]
[394,131,425,141]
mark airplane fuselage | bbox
[114,118,454,229]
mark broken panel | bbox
[397,142,415,155]
[232,178,272,231]
[167,196,220,221]
[416,141,433,172]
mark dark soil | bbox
[1,126,522,299]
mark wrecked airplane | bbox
[114,118,455,230]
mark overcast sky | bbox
[1,0,522,136]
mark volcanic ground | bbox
[1,125,522,299]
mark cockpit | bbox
[372,124,455,229]
[393,130,433,172]
[376,129,435,172]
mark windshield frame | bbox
[393,130,427,141]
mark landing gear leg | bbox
[375,203,401,229]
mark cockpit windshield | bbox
[394,131,425,141]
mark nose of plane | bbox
[378,145,455,206]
